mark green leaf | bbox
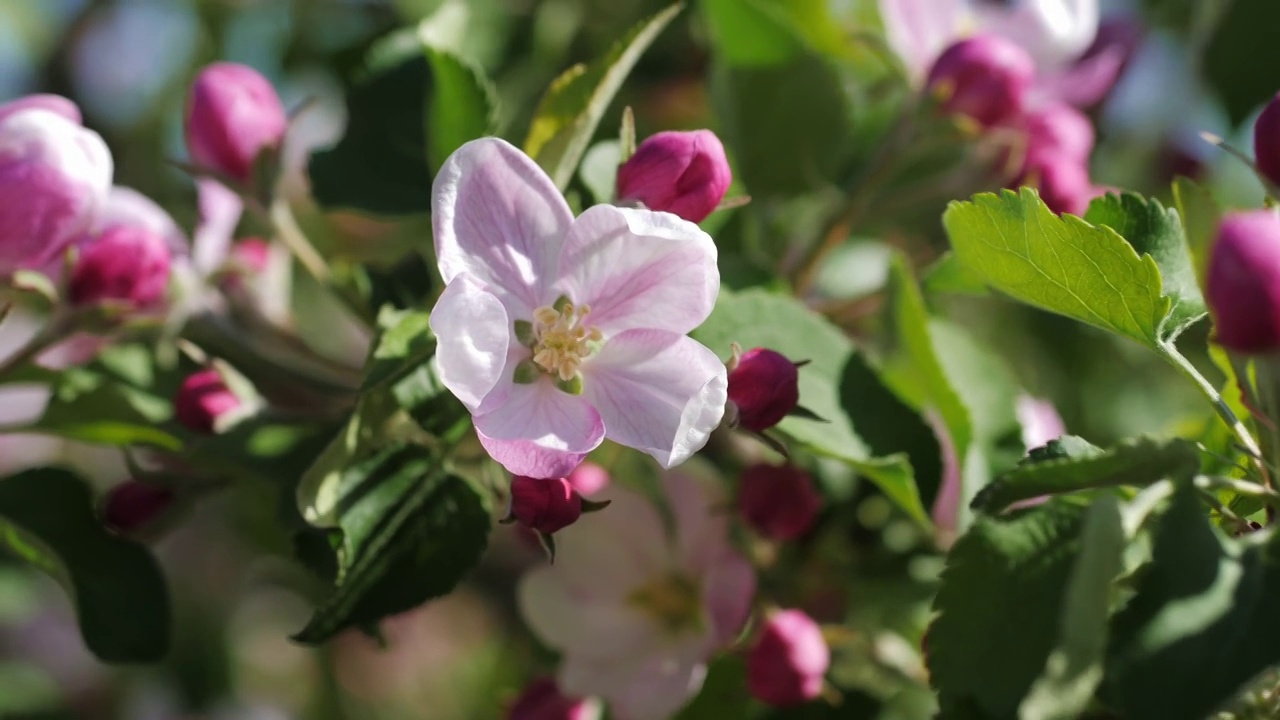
[922,253,990,297]
[1019,495,1126,720]
[943,188,1171,347]
[1104,484,1280,720]
[362,307,437,391]
[22,359,181,451]
[927,500,1088,718]
[1084,192,1206,338]
[1171,176,1221,294]
[523,3,683,190]
[972,437,1201,514]
[701,0,806,66]
[1204,0,1280,126]
[0,468,169,663]
[293,442,490,643]
[310,24,495,215]
[692,288,928,525]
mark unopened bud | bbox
[615,130,731,223]
[747,609,830,707]
[566,461,609,497]
[1207,210,1280,354]
[927,35,1035,129]
[508,677,602,720]
[68,225,171,309]
[1017,151,1097,216]
[507,476,582,534]
[102,480,175,535]
[175,368,243,435]
[185,62,287,184]
[738,464,821,540]
[1023,103,1094,163]
[727,348,800,433]
[1254,92,1280,189]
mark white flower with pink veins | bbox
[518,468,756,720]
[429,137,728,480]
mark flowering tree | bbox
[6,0,1280,717]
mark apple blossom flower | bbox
[1207,210,1280,354]
[746,609,830,707]
[0,101,112,276]
[97,185,187,257]
[518,469,755,720]
[430,138,727,479]
[615,130,731,223]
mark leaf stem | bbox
[1157,340,1267,480]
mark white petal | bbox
[428,275,511,412]
[432,137,573,316]
[473,380,604,478]
[583,330,727,469]
[878,0,973,81]
[560,645,709,720]
[557,205,719,336]
[193,179,243,275]
[518,570,656,658]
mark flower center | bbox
[514,298,602,390]
[627,572,704,636]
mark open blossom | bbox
[518,469,755,720]
[430,138,727,479]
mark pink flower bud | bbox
[1207,210,1280,353]
[230,237,271,274]
[508,677,601,720]
[1023,103,1094,163]
[102,480,174,535]
[1018,151,1096,216]
[1254,92,1280,189]
[185,62,287,184]
[566,461,609,497]
[926,35,1035,128]
[0,104,112,275]
[68,225,171,309]
[727,348,799,433]
[615,130,731,223]
[175,368,243,435]
[0,94,81,124]
[738,464,821,540]
[509,476,582,534]
[747,610,830,707]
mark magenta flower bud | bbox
[508,677,601,720]
[727,348,800,433]
[747,609,830,707]
[509,476,583,534]
[1207,210,1280,354]
[68,225,171,309]
[1254,92,1280,189]
[230,237,270,274]
[0,105,112,275]
[102,480,175,535]
[175,368,243,435]
[184,62,287,184]
[615,130,731,223]
[738,464,822,540]
[1024,103,1095,163]
[926,35,1035,129]
[1018,151,1096,216]
[0,94,81,124]
[566,461,609,497]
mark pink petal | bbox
[557,205,719,337]
[878,0,972,81]
[433,138,573,316]
[552,483,672,597]
[701,550,756,646]
[974,0,1099,72]
[474,381,604,478]
[519,570,656,658]
[583,330,726,469]
[664,469,730,572]
[193,179,243,275]
[1031,44,1127,108]
[561,646,708,720]
[98,186,187,257]
[428,275,512,412]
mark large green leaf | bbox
[310,23,496,215]
[1084,193,1206,338]
[1204,0,1280,125]
[691,288,928,525]
[942,189,1171,348]
[972,437,1201,513]
[700,0,807,66]
[1104,484,1280,720]
[523,3,683,190]
[927,500,1088,718]
[1019,495,1126,720]
[293,441,490,643]
[0,468,169,663]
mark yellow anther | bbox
[526,299,602,388]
